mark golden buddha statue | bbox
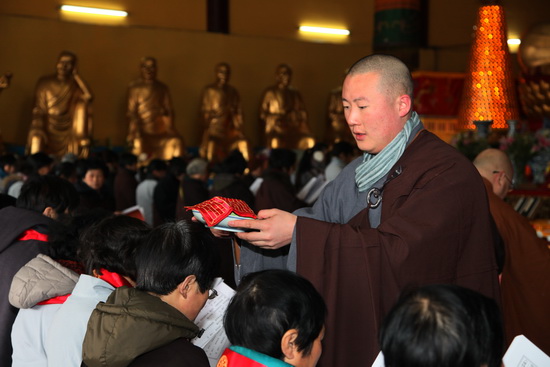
[127,57,184,161]
[326,85,354,145]
[199,63,250,163]
[27,51,93,158]
[259,64,315,150]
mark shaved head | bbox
[474,148,514,198]
[347,54,413,100]
[473,149,513,177]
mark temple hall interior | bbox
[1,1,550,366]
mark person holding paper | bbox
[81,221,218,367]
[226,54,501,366]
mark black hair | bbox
[380,284,503,367]
[16,175,79,215]
[78,215,150,280]
[0,193,16,209]
[0,153,16,168]
[55,161,77,180]
[27,152,53,172]
[76,158,109,180]
[167,157,187,177]
[268,149,296,171]
[118,152,137,168]
[135,220,219,295]
[47,208,111,261]
[224,269,326,359]
[214,149,248,175]
[147,159,168,174]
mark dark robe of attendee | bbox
[210,149,255,212]
[0,193,15,209]
[209,150,255,289]
[95,150,118,199]
[175,158,209,222]
[255,148,306,212]
[113,153,138,211]
[153,157,186,226]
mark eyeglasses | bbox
[492,171,515,188]
[208,288,218,300]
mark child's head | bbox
[224,269,326,367]
[78,215,150,281]
[135,221,219,320]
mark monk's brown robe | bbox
[483,178,550,354]
[295,130,501,366]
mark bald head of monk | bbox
[473,148,514,199]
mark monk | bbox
[224,55,501,366]
[474,148,550,354]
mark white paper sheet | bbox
[192,278,236,367]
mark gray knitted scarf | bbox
[355,112,420,192]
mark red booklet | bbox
[186,196,256,227]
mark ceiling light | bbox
[60,5,128,17]
[299,26,350,36]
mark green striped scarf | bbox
[355,112,420,192]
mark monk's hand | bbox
[229,209,297,250]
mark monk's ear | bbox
[281,329,299,361]
[397,94,412,117]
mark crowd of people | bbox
[0,53,548,367]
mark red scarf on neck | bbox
[38,268,132,305]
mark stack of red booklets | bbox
[186,196,256,227]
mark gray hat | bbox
[186,158,208,176]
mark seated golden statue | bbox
[199,62,250,163]
[260,64,314,150]
[326,85,354,145]
[27,51,93,158]
[127,57,184,161]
